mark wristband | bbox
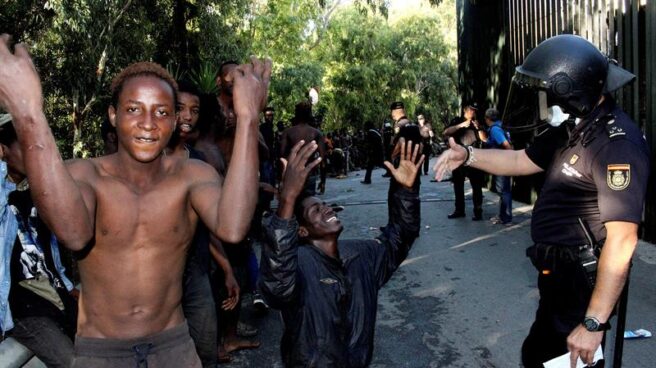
[461,144,470,164]
[463,145,476,167]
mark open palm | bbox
[433,137,467,181]
[384,139,425,189]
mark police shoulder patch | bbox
[607,164,630,191]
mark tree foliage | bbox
[1,0,251,158]
[0,0,456,157]
[248,0,458,131]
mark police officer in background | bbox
[390,101,411,135]
[434,34,650,367]
[442,103,484,220]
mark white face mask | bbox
[546,105,570,127]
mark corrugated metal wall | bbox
[458,0,656,240]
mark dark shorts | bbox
[71,322,202,368]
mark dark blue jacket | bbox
[259,183,420,367]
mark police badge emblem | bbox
[570,154,579,165]
[607,164,630,191]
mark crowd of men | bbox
[0,32,650,368]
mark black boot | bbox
[447,211,465,219]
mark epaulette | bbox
[600,114,626,139]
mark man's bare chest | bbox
[92,176,195,242]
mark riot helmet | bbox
[504,34,635,130]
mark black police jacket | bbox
[259,185,420,368]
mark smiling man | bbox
[0,34,270,367]
[167,79,241,368]
[260,139,423,367]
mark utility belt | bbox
[526,242,600,291]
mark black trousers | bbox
[521,260,605,367]
[422,143,432,174]
[364,154,381,183]
[364,161,375,182]
[451,166,483,215]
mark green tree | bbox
[0,0,455,155]
[307,3,457,131]
[0,0,253,158]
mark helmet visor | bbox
[502,74,550,131]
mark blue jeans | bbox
[494,175,512,223]
[182,251,218,368]
[9,316,75,368]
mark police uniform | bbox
[521,97,650,367]
[448,117,484,219]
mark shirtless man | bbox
[214,60,264,357]
[0,34,271,367]
[168,80,240,367]
[279,101,326,195]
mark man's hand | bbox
[566,325,603,367]
[222,272,240,311]
[228,56,272,123]
[0,34,43,119]
[277,140,322,219]
[279,141,321,201]
[433,137,467,181]
[383,139,425,189]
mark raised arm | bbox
[259,141,321,307]
[0,35,95,251]
[433,137,542,181]
[374,140,423,288]
[192,57,271,244]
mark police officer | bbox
[434,34,650,367]
[390,101,411,135]
[442,103,484,220]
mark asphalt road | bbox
[228,162,656,368]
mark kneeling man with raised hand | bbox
[260,139,423,367]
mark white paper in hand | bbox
[543,346,603,368]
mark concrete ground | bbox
[2,159,652,368]
[228,159,656,367]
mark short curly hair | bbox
[110,62,178,108]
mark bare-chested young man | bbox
[0,34,271,367]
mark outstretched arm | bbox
[374,140,423,288]
[0,35,94,250]
[433,137,542,181]
[259,141,321,307]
